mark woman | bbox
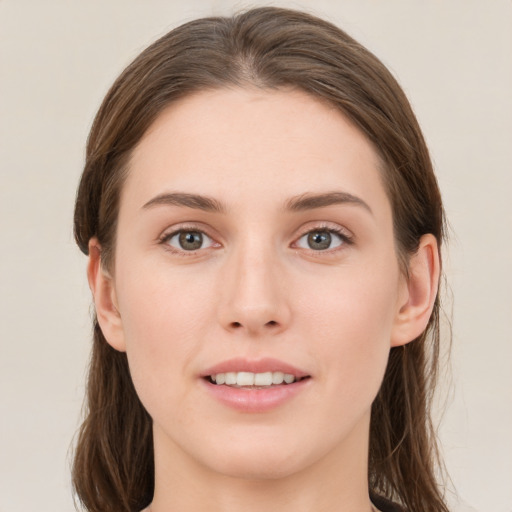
[72,7,448,512]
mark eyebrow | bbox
[285,191,373,215]
[142,192,225,213]
[141,190,372,215]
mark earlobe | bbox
[391,234,440,347]
[87,238,126,352]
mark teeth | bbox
[211,371,298,387]
[272,371,284,384]
[254,372,273,386]
[284,373,295,384]
[237,372,254,386]
[225,372,237,385]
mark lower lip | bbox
[201,378,311,413]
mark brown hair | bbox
[73,7,448,512]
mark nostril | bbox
[229,320,277,329]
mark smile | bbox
[209,371,306,387]
[201,359,312,412]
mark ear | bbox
[87,238,126,352]
[391,234,440,347]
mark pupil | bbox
[308,231,331,250]
[179,231,202,250]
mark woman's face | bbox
[103,88,410,479]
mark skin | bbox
[88,88,439,512]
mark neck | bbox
[147,414,376,512]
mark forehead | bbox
[124,87,389,215]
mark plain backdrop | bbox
[1,1,511,511]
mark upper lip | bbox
[200,357,310,379]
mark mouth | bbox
[201,359,311,412]
[206,371,310,389]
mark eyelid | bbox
[158,223,221,253]
[156,221,353,255]
[291,222,354,251]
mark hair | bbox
[73,7,448,512]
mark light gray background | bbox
[1,1,511,511]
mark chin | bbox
[211,453,304,481]
[196,431,319,481]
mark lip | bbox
[200,357,310,379]
[200,357,311,413]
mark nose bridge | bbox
[218,234,290,334]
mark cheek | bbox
[116,250,217,340]
[114,263,217,406]
[297,260,400,390]
[119,279,198,349]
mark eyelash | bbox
[158,223,354,255]
[158,225,218,256]
[294,224,354,252]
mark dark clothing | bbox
[372,494,406,512]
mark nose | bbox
[217,242,291,336]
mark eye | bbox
[163,230,215,251]
[295,229,347,251]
